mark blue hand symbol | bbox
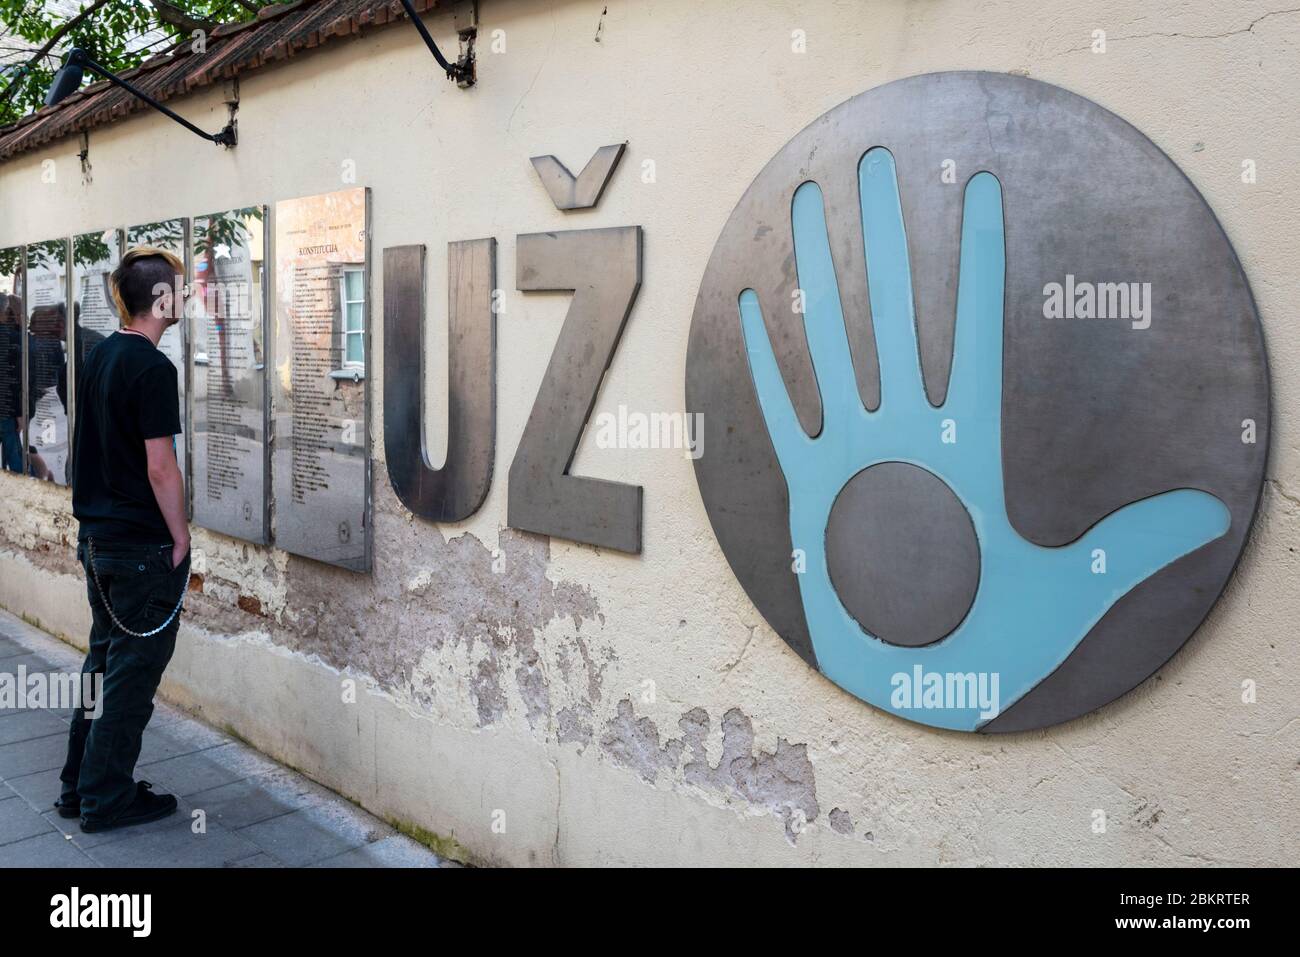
[738,148,1230,730]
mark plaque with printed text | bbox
[124,220,190,496]
[0,247,24,476]
[189,208,269,544]
[271,188,371,571]
[24,240,70,486]
[72,229,122,366]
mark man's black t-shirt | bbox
[72,332,181,545]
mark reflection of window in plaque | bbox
[332,265,365,381]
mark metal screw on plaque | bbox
[338,521,351,544]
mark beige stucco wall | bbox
[1,0,1297,866]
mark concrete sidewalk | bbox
[0,609,452,868]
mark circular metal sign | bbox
[686,72,1268,732]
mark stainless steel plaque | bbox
[73,230,122,367]
[271,188,371,571]
[24,239,70,486]
[189,207,269,544]
[125,220,189,492]
[0,247,24,475]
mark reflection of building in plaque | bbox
[125,220,189,494]
[189,207,269,544]
[72,229,121,374]
[0,247,24,475]
[272,188,371,572]
[25,239,70,486]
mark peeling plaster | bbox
[472,658,509,726]
[600,698,820,843]
[556,704,595,747]
[190,482,604,730]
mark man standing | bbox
[59,247,190,833]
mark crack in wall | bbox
[1053,7,1300,55]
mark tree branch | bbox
[0,0,113,106]
[147,0,218,36]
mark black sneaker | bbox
[79,781,178,833]
[52,796,81,819]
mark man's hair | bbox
[110,247,183,321]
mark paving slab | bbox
[0,830,98,867]
[229,852,282,868]
[0,732,67,778]
[0,653,62,679]
[314,835,455,868]
[234,809,371,867]
[0,794,54,846]
[85,818,262,868]
[3,767,64,812]
[0,708,68,746]
[138,748,248,797]
[135,728,214,766]
[187,778,300,831]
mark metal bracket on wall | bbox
[79,131,91,185]
[222,78,239,149]
[454,0,478,89]
[400,0,476,87]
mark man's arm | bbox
[145,436,189,569]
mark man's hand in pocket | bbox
[172,538,190,571]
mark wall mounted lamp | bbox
[45,48,237,147]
